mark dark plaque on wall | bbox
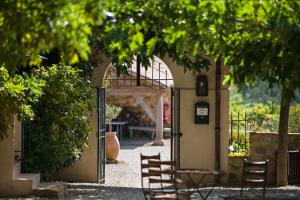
[194,101,209,124]
[196,75,208,96]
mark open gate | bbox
[170,87,181,169]
[97,87,106,183]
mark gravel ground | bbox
[104,137,171,188]
[68,137,170,199]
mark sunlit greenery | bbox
[0,66,45,139]
[1,0,300,184]
[22,64,93,180]
[0,0,103,70]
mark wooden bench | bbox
[128,126,156,138]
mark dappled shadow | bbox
[67,184,144,200]
[0,185,299,199]
[66,185,300,200]
[119,137,155,150]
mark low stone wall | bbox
[228,132,300,186]
[227,156,247,185]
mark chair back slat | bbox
[241,158,269,197]
[147,170,163,176]
[149,178,174,184]
[244,160,268,166]
[149,177,163,184]
[141,163,153,169]
[140,153,161,199]
[148,169,177,176]
[141,154,161,160]
[141,157,191,200]
[148,160,176,190]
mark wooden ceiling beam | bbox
[107,87,169,96]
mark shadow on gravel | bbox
[119,138,154,150]
[67,185,144,200]
[67,186,300,200]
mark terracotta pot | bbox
[106,132,120,160]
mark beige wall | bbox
[162,56,229,183]
[56,54,229,183]
[0,116,33,197]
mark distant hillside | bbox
[230,80,300,105]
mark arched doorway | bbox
[54,53,229,186]
[100,56,177,186]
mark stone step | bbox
[34,182,67,199]
[13,163,40,189]
[13,163,21,179]
[17,173,40,189]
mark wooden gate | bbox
[288,150,300,183]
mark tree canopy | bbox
[1,0,300,185]
[99,0,300,97]
[220,1,300,98]
[99,0,300,186]
[0,0,103,70]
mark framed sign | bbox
[194,101,209,124]
[196,75,208,96]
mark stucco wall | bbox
[228,132,300,185]
[56,53,229,183]
[0,116,33,197]
[162,56,229,184]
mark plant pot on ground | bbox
[105,132,120,161]
[105,104,122,161]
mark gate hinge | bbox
[175,132,183,137]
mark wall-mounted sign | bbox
[197,107,208,116]
[195,101,209,124]
[196,75,208,96]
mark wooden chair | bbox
[223,159,269,200]
[148,160,191,200]
[141,153,161,199]
[240,159,268,197]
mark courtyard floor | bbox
[1,137,300,199]
[66,137,300,200]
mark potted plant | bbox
[105,104,122,161]
[106,104,122,131]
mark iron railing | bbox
[105,61,173,88]
[229,112,258,155]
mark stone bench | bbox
[128,126,156,138]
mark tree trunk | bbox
[277,87,291,186]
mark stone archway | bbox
[92,54,229,176]
[55,52,229,184]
